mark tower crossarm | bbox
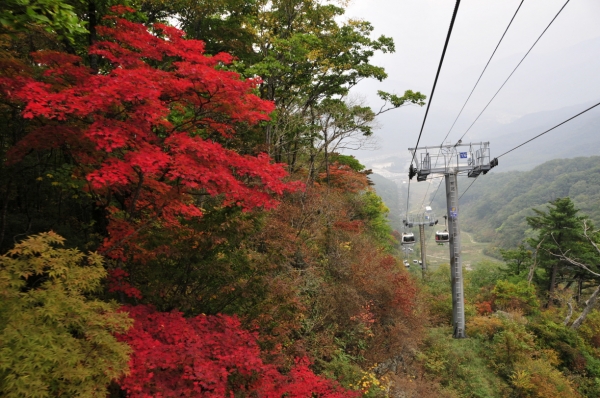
[409,141,497,180]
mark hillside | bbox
[369,173,403,232]
[486,103,600,171]
[429,156,600,253]
[3,2,600,398]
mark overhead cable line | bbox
[418,181,431,211]
[429,177,444,205]
[406,0,462,218]
[415,0,522,214]
[405,179,412,220]
[442,0,525,144]
[457,101,600,201]
[456,0,571,143]
[497,100,600,158]
[419,176,443,210]
[410,0,461,165]
[458,176,479,200]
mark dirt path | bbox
[462,231,478,244]
[427,254,448,260]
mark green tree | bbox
[0,0,86,42]
[331,154,365,172]
[138,0,260,60]
[356,190,394,247]
[527,198,586,298]
[0,232,131,398]
[499,243,532,277]
[314,93,424,183]
[242,0,423,171]
[492,280,540,315]
[547,219,600,330]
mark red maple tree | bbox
[118,305,360,397]
[0,6,301,260]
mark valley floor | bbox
[404,229,501,273]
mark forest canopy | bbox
[1,1,600,397]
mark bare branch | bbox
[582,219,600,257]
[571,284,600,329]
[548,233,600,278]
[528,236,546,285]
[539,222,600,329]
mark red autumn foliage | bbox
[250,182,423,366]
[118,305,360,397]
[476,300,493,316]
[381,257,418,316]
[319,163,369,193]
[332,220,364,232]
[0,8,301,260]
[108,269,143,300]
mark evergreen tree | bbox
[526,197,587,299]
[499,243,532,277]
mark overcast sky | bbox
[343,0,600,163]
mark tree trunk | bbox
[324,129,329,185]
[547,262,558,306]
[275,135,282,163]
[308,151,315,183]
[528,237,545,285]
[563,300,573,326]
[88,0,98,72]
[265,124,272,153]
[571,284,600,329]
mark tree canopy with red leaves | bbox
[0,3,440,397]
[118,305,360,398]
[0,7,300,260]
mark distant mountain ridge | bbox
[428,156,600,253]
[482,101,600,171]
[368,173,403,232]
[360,100,600,177]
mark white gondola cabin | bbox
[401,233,415,245]
[435,231,449,243]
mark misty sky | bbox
[343,0,600,164]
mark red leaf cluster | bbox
[318,163,369,193]
[475,301,493,316]
[377,255,418,317]
[108,268,143,300]
[118,305,360,397]
[0,12,302,260]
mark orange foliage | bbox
[511,358,580,398]
[333,220,364,232]
[252,172,424,366]
[318,163,369,193]
[476,300,493,315]
[467,315,504,340]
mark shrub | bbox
[0,232,131,398]
[493,280,540,315]
[118,305,360,397]
[511,358,580,397]
[490,319,536,377]
[467,315,503,340]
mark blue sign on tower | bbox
[459,152,467,159]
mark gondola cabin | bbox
[401,233,415,245]
[435,231,449,243]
